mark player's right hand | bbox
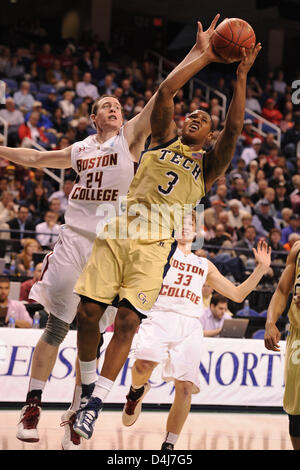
[264,322,281,351]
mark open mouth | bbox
[189,122,200,131]
[108,115,117,121]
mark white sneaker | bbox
[16,397,41,443]
[122,383,151,427]
[61,410,81,450]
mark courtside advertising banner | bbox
[0,329,286,407]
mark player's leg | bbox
[61,335,104,450]
[122,359,157,426]
[74,302,142,439]
[162,379,193,450]
[16,229,90,443]
[288,415,300,450]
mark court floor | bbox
[0,408,293,450]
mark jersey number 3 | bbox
[158,171,179,195]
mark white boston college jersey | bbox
[65,127,134,237]
[150,248,208,318]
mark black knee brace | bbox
[289,414,300,437]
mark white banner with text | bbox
[0,328,286,406]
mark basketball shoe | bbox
[16,395,42,442]
[60,410,81,450]
[73,396,103,439]
[122,382,151,426]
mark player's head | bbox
[176,211,197,243]
[181,110,214,147]
[91,95,123,133]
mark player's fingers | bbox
[209,13,220,31]
[197,21,203,34]
[254,43,262,57]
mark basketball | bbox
[212,18,256,61]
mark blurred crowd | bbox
[0,38,299,294]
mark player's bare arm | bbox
[204,43,262,191]
[264,241,300,352]
[0,145,72,169]
[124,15,221,158]
[206,240,271,303]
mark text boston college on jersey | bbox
[71,152,119,202]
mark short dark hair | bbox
[0,276,9,284]
[210,293,228,306]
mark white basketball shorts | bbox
[134,310,205,393]
[29,225,116,331]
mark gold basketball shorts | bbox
[283,324,300,415]
[74,236,177,314]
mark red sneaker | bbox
[122,383,151,427]
[16,397,41,442]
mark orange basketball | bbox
[212,18,256,61]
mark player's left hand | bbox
[252,239,271,272]
[237,43,262,75]
[195,14,220,54]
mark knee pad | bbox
[288,414,300,437]
[41,313,70,347]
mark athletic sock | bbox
[26,389,42,401]
[69,385,82,412]
[164,432,179,446]
[128,384,145,401]
[92,375,114,402]
[29,378,46,393]
[79,359,97,385]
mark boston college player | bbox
[122,213,271,450]
[0,17,223,450]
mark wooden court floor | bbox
[0,408,293,450]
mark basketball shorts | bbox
[134,310,205,393]
[283,324,300,415]
[29,225,116,331]
[74,236,176,315]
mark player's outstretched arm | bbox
[204,43,262,191]
[206,240,271,303]
[0,145,72,169]
[264,241,300,352]
[124,15,221,157]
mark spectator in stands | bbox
[240,137,262,166]
[19,262,43,303]
[236,212,253,241]
[199,293,231,337]
[91,56,107,83]
[290,175,300,214]
[78,51,93,73]
[51,107,69,137]
[209,183,228,206]
[217,211,235,238]
[274,182,292,214]
[261,98,283,126]
[234,224,258,269]
[273,69,287,95]
[35,210,60,249]
[25,101,53,130]
[228,199,248,229]
[267,227,286,281]
[18,111,50,147]
[241,119,261,147]
[252,199,278,237]
[13,80,35,113]
[49,197,65,224]
[98,74,117,95]
[240,192,253,215]
[36,43,55,72]
[0,97,24,146]
[48,179,73,214]
[245,87,262,114]
[284,233,300,253]
[15,238,41,277]
[281,214,300,246]
[229,158,249,184]
[7,205,35,241]
[250,177,268,204]
[256,186,276,217]
[42,87,58,115]
[204,200,226,231]
[76,72,99,100]
[0,191,18,223]
[25,183,49,223]
[74,116,90,141]
[0,276,32,327]
[46,59,67,87]
[59,46,74,73]
[202,283,213,309]
[283,117,300,162]
[230,176,247,200]
[260,132,277,155]
[59,90,75,119]
[24,168,54,198]
[207,223,233,257]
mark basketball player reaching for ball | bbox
[264,240,300,451]
[122,215,271,450]
[73,32,262,439]
[0,16,221,450]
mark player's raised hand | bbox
[237,43,262,75]
[195,14,221,54]
[252,239,271,273]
